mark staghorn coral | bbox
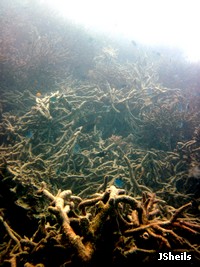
[0,184,199,266]
[0,20,200,265]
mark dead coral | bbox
[0,184,199,266]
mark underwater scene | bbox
[0,0,200,266]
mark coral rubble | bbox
[0,84,199,266]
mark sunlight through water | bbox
[39,0,200,62]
